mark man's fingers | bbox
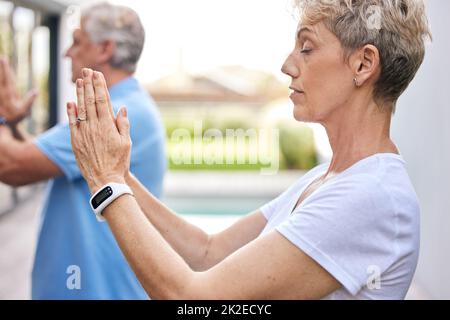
[19,89,38,115]
[0,58,6,86]
[0,58,14,99]
[0,57,13,87]
[82,68,97,121]
[4,58,16,92]
[76,78,87,121]
[93,71,111,120]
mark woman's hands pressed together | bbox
[67,68,131,194]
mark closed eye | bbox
[300,48,312,54]
[298,35,315,55]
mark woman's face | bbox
[282,22,355,123]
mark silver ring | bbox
[76,117,87,123]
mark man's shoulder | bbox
[111,90,160,126]
[112,89,156,111]
[109,77,157,110]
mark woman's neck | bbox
[321,100,398,176]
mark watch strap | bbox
[89,182,133,222]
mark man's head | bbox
[65,2,145,83]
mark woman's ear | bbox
[97,40,116,65]
[350,44,380,87]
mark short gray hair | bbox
[294,0,432,112]
[82,2,145,73]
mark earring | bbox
[353,77,360,87]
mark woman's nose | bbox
[281,54,299,78]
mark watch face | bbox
[91,186,113,209]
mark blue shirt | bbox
[32,77,166,299]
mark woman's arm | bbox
[67,68,340,299]
[99,193,340,299]
[70,68,267,271]
[125,171,267,271]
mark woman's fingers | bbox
[101,72,115,119]
[82,68,97,121]
[67,70,131,193]
[93,71,112,120]
[76,79,86,121]
[66,102,78,129]
[77,69,115,126]
[116,106,130,137]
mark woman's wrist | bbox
[125,171,134,184]
[89,175,127,195]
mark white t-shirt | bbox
[259,153,420,300]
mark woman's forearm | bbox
[102,194,196,299]
[125,172,211,271]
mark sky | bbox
[107,0,299,83]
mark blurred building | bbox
[148,65,287,104]
[0,0,82,214]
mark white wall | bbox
[392,0,450,299]
[57,10,76,124]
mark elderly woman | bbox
[66,0,431,299]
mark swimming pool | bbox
[163,196,270,216]
[162,196,271,233]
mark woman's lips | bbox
[290,90,305,100]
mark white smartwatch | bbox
[89,182,133,222]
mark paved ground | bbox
[0,186,42,299]
[0,172,430,299]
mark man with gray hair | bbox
[0,2,166,299]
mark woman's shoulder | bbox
[339,153,417,198]
[320,153,420,218]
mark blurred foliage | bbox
[278,123,318,170]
